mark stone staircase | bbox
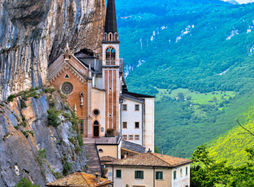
[84,142,102,175]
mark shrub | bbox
[27,130,34,137]
[20,99,27,109]
[21,131,29,138]
[77,134,84,146]
[14,178,39,187]
[69,137,82,155]
[7,94,16,102]
[62,158,72,176]
[106,128,115,137]
[38,149,46,159]
[47,108,60,128]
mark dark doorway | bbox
[93,125,99,137]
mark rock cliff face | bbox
[0,89,87,186]
[0,0,105,100]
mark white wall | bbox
[171,164,190,187]
[121,98,143,145]
[91,88,106,137]
[95,76,104,90]
[144,98,155,152]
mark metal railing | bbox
[106,60,116,66]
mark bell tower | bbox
[102,0,120,135]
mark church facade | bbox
[48,0,154,152]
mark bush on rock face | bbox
[15,178,40,187]
[47,108,60,128]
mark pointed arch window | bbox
[106,47,116,65]
[104,33,107,40]
[109,33,113,41]
[114,33,118,41]
[111,48,116,60]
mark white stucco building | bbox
[106,153,192,187]
[121,92,155,152]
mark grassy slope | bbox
[117,0,254,158]
[156,90,254,157]
[209,106,254,166]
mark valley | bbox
[117,0,254,159]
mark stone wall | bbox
[0,0,105,100]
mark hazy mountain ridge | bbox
[223,0,254,4]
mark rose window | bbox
[61,82,73,95]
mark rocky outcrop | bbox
[0,0,105,100]
[0,89,86,186]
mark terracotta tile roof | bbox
[100,156,117,162]
[46,172,112,187]
[107,153,192,168]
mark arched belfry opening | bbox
[106,47,116,65]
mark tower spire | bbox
[104,0,119,42]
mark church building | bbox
[47,0,154,152]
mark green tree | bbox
[191,145,254,187]
[154,146,159,153]
[15,178,40,187]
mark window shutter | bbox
[141,171,144,179]
[116,170,121,178]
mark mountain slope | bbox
[209,106,254,166]
[117,0,254,158]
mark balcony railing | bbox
[106,60,116,66]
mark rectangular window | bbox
[80,120,84,134]
[123,104,127,111]
[135,104,140,111]
[156,171,163,180]
[123,135,127,140]
[123,122,127,129]
[135,122,140,129]
[135,171,144,179]
[129,135,133,140]
[116,170,121,178]
[135,135,140,140]
[174,171,177,180]
[186,167,188,176]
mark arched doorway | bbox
[93,120,99,137]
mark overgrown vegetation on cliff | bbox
[0,87,86,186]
